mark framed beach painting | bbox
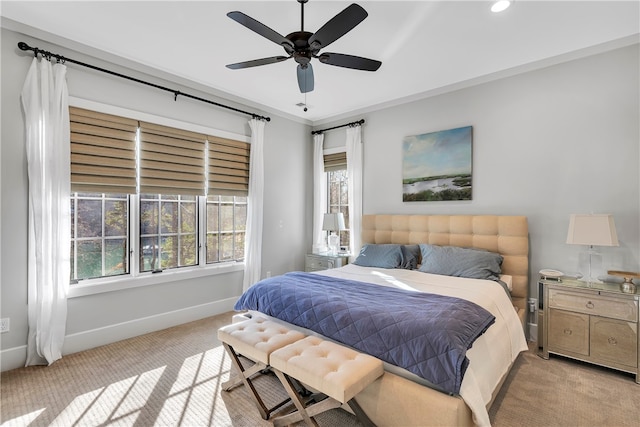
[402,126,472,202]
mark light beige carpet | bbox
[1,311,638,426]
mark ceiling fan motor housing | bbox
[287,31,314,66]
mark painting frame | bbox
[402,126,473,202]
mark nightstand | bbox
[305,253,349,272]
[539,278,639,383]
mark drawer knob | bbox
[585,301,594,309]
[563,328,573,336]
[607,337,618,346]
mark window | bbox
[206,195,247,263]
[71,192,129,282]
[327,169,350,248]
[69,106,248,285]
[139,194,198,272]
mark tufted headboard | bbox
[361,215,529,324]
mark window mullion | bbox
[72,193,78,282]
[199,196,206,267]
[101,195,107,277]
[231,197,236,260]
[156,197,162,270]
[130,194,140,277]
[177,198,181,267]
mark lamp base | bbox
[328,232,340,256]
[578,248,603,286]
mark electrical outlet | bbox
[266,271,271,278]
[0,318,9,333]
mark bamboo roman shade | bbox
[70,107,250,196]
[70,107,138,193]
[208,135,250,196]
[139,121,207,196]
[324,152,347,172]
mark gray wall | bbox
[318,44,640,299]
[1,28,312,369]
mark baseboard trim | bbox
[1,297,238,372]
[0,345,27,373]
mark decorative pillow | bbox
[400,245,421,269]
[418,244,503,281]
[353,244,404,269]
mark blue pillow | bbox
[418,244,503,281]
[353,244,404,269]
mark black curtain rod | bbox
[311,119,364,135]
[17,42,271,122]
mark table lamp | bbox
[323,213,345,255]
[566,214,619,285]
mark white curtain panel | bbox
[312,133,327,253]
[21,57,70,366]
[346,126,363,256]
[243,118,265,291]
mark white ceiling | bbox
[2,1,639,124]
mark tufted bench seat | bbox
[217,316,306,420]
[270,336,384,427]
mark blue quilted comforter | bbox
[234,272,495,394]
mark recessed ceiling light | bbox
[491,1,512,13]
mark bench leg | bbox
[221,359,264,391]
[348,398,377,427]
[272,370,344,427]
[222,343,291,420]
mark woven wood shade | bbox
[324,152,346,172]
[208,135,250,196]
[70,107,138,193]
[139,121,206,196]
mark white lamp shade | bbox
[566,214,619,247]
[322,213,345,232]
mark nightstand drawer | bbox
[548,289,638,322]
[305,256,333,271]
[305,254,348,272]
[548,309,589,356]
[590,317,638,368]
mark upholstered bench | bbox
[269,336,384,427]
[217,316,306,420]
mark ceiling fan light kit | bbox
[226,0,382,93]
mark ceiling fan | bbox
[226,0,382,93]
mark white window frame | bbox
[68,97,248,299]
[324,147,349,249]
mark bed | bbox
[235,214,529,426]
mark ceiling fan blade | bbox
[226,56,290,70]
[308,4,368,50]
[297,64,315,93]
[227,11,294,49]
[319,53,381,71]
